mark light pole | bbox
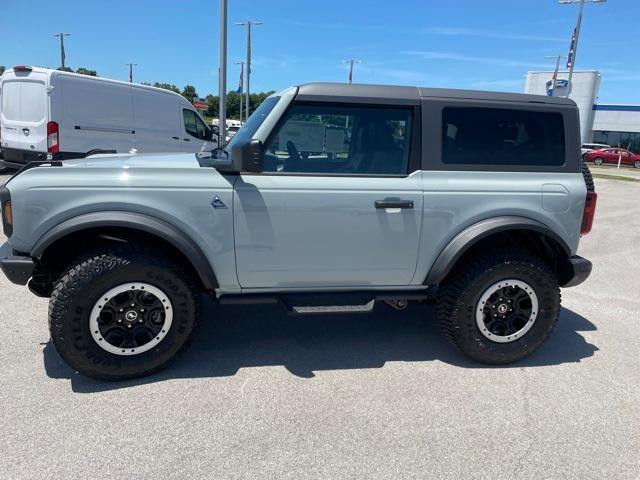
[53,33,70,70]
[559,0,607,92]
[342,59,361,84]
[126,63,137,83]
[235,21,263,121]
[544,55,567,96]
[219,0,228,144]
[235,61,245,122]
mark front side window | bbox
[183,109,209,140]
[225,96,280,154]
[442,107,566,167]
[263,104,412,175]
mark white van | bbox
[212,118,242,143]
[0,66,218,169]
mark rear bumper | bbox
[1,147,85,167]
[1,147,47,166]
[559,255,592,288]
[0,242,35,286]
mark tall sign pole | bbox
[218,0,228,144]
[559,0,607,96]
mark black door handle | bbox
[172,136,179,140]
[183,138,191,142]
[375,199,414,209]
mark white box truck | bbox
[0,66,218,170]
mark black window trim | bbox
[244,100,422,178]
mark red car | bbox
[584,148,640,169]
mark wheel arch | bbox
[31,211,219,291]
[424,216,572,286]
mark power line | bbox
[53,33,70,70]
[342,59,361,84]
[126,63,138,83]
[235,21,263,121]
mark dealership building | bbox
[525,71,640,153]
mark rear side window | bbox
[442,107,565,167]
[1,81,46,122]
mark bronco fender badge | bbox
[211,196,227,209]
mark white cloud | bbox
[470,79,524,90]
[403,50,549,69]
[422,26,565,42]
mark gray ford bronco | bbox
[0,83,596,380]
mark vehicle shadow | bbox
[42,298,598,393]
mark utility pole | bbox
[235,61,245,122]
[219,0,228,144]
[544,55,567,96]
[342,59,361,84]
[53,33,70,70]
[126,63,138,83]
[559,0,607,93]
[236,21,263,121]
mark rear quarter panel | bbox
[411,171,586,284]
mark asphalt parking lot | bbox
[0,175,638,480]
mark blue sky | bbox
[2,0,639,103]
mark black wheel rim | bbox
[90,283,173,356]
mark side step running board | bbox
[218,289,435,314]
[291,300,375,314]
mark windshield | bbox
[224,96,280,154]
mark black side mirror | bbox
[230,139,263,173]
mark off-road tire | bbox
[49,245,200,380]
[437,250,560,365]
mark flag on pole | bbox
[567,27,577,68]
[236,63,243,94]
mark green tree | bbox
[142,82,180,94]
[206,94,219,118]
[181,85,198,103]
[205,91,276,120]
[75,67,97,76]
[0,66,5,76]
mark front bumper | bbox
[559,255,592,288]
[0,242,35,286]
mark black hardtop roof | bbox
[296,82,576,106]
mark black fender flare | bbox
[31,211,218,290]
[424,216,571,286]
